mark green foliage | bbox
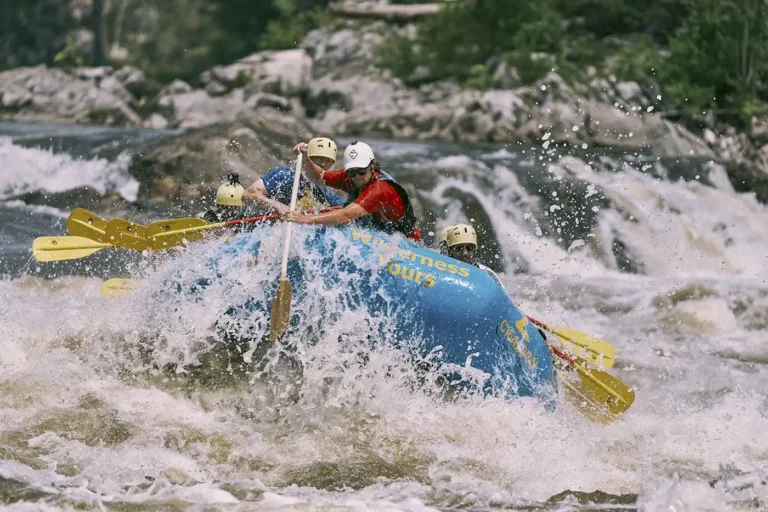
[374,0,768,126]
[0,0,77,69]
[53,39,84,70]
[258,8,334,50]
[504,52,553,85]
[464,65,493,90]
[434,0,561,77]
[610,37,664,84]
[552,0,688,42]
[378,0,563,82]
[101,0,330,82]
[7,0,768,127]
[375,34,421,82]
[662,0,768,122]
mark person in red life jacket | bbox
[286,141,421,241]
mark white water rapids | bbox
[0,131,767,510]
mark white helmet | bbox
[343,141,375,170]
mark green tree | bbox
[386,0,563,82]
[553,0,687,43]
[663,0,768,119]
[0,0,77,70]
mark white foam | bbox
[0,137,138,202]
[561,157,768,278]
[428,170,608,277]
[2,200,68,219]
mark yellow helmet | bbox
[215,173,244,206]
[307,137,337,162]
[438,227,450,247]
[445,224,477,248]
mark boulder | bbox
[129,111,312,208]
[113,66,159,99]
[614,81,648,108]
[0,65,140,126]
[155,89,251,129]
[203,49,313,96]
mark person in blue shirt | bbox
[243,136,343,214]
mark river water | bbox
[0,122,767,511]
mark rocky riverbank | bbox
[2,18,768,205]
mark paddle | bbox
[100,278,140,297]
[528,316,616,369]
[549,343,634,414]
[145,213,281,251]
[67,208,150,251]
[558,375,620,424]
[269,154,303,341]
[66,208,109,242]
[32,236,113,262]
[104,219,150,252]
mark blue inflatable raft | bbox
[192,224,557,405]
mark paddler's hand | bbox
[293,142,308,155]
[273,203,290,216]
[285,211,306,223]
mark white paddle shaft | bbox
[279,154,303,279]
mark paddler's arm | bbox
[242,179,290,215]
[294,142,327,187]
[286,204,367,225]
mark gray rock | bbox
[614,81,648,107]
[157,89,250,128]
[75,66,114,81]
[704,128,718,146]
[0,65,140,126]
[205,80,229,97]
[586,101,714,157]
[99,75,134,104]
[159,79,193,97]
[207,49,313,95]
[0,87,33,110]
[113,66,158,99]
[143,113,169,130]
[304,26,382,76]
[129,112,311,206]
[492,62,522,90]
[246,93,291,111]
[750,115,768,144]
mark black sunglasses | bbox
[448,244,477,254]
[345,167,368,178]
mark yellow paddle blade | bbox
[146,218,222,251]
[32,236,112,262]
[100,278,140,297]
[66,208,109,242]
[269,279,292,341]
[573,362,635,414]
[104,219,149,251]
[553,329,616,369]
[559,374,619,424]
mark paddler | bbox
[242,136,343,215]
[441,223,548,340]
[440,223,504,285]
[286,141,422,241]
[201,173,245,223]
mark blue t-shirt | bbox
[261,166,343,211]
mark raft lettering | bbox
[386,262,435,286]
[352,230,470,279]
[498,318,539,370]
